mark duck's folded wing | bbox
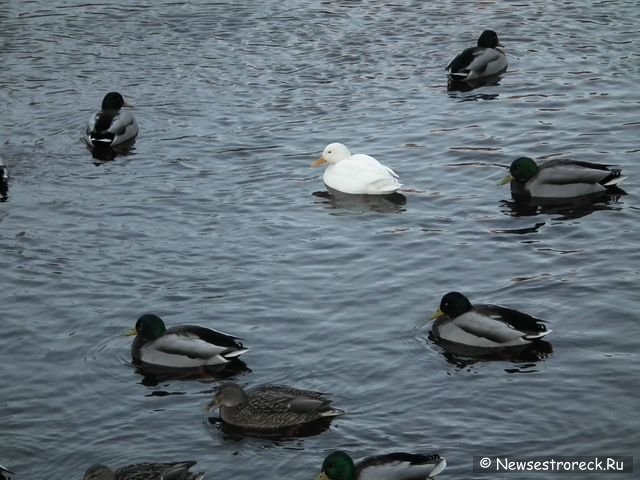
[537,160,612,184]
[335,155,401,193]
[169,325,246,348]
[108,110,138,135]
[446,46,476,74]
[475,304,547,333]
[356,453,446,480]
[466,48,501,74]
[151,332,233,359]
[452,311,533,346]
[116,462,196,480]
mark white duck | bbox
[312,143,402,195]
[86,92,139,148]
[446,30,508,81]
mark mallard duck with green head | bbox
[446,30,507,81]
[208,381,344,430]
[315,450,446,480]
[83,461,204,480]
[86,92,139,148]
[500,157,626,199]
[125,314,249,369]
[431,292,551,348]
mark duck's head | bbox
[208,381,248,411]
[315,451,356,480]
[312,143,352,167]
[101,91,131,110]
[431,291,473,320]
[499,157,540,185]
[478,29,503,48]
[125,314,167,339]
[83,465,116,480]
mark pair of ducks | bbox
[83,30,504,152]
[313,143,626,201]
[81,451,447,480]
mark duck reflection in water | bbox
[135,358,250,387]
[500,191,625,221]
[431,334,553,371]
[313,188,407,214]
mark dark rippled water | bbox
[2,1,639,478]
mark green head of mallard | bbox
[432,291,473,320]
[101,91,131,110]
[500,156,540,185]
[316,451,357,480]
[125,314,167,339]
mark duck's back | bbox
[325,154,401,194]
[222,384,341,429]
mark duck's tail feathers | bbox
[223,347,250,359]
[603,171,626,186]
[524,329,552,341]
[320,407,346,418]
[192,472,206,480]
[429,457,447,478]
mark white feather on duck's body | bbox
[431,292,551,349]
[312,143,402,195]
[500,157,626,199]
[316,450,446,480]
[446,30,507,81]
[0,157,8,184]
[86,92,139,148]
[83,461,205,480]
[0,157,8,198]
[126,314,249,369]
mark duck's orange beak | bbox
[312,157,328,167]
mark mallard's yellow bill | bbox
[430,309,445,321]
[124,328,138,337]
[498,173,513,186]
[315,473,331,480]
[312,157,328,167]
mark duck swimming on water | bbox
[500,157,626,199]
[446,30,508,81]
[315,450,447,480]
[83,461,205,480]
[431,291,551,349]
[208,381,344,431]
[86,92,139,148]
[312,143,402,195]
